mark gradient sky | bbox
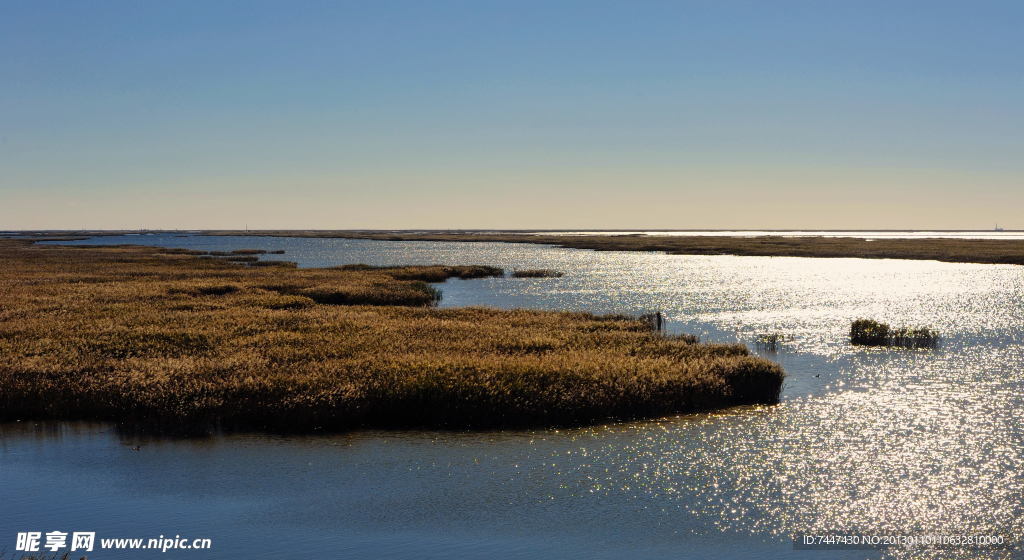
[2,1,1022,230]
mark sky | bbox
[1,1,1022,230]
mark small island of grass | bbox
[850,318,940,348]
[512,269,564,278]
[0,239,783,432]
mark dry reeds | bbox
[512,269,564,278]
[0,240,784,431]
[754,333,788,352]
[850,319,940,348]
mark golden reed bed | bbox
[0,239,783,432]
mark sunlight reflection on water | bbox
[8,234,1023,559]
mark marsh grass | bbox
[292,282,440,306]
[512,269,564,278]
[0,240,783,431]
[247,260,298,268]
[754,332,788,352]
[850,319,940,348]
[336,264,504,281]
[169,284,240,296]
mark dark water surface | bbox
[4,234,1023,559]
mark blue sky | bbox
[2,1,1021,229]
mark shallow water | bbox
[5,234,1024,559]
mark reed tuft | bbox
[512,269,564,278]
[850,319,940,348]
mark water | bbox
[5,234,1024,559]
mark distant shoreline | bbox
[190,230,1024,267]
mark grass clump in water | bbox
[0,239,784,431]
[754,332,788,352]
[850,319,940,348]
[512,269,564,278]
[336,264,504,282]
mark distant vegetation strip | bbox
[0,240,783,432]
[198,231,1024,266]
[512,269,564,278]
